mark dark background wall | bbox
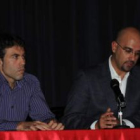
[0,0,140,108]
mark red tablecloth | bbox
[0,129,140,140]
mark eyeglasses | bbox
[115,41,140,57]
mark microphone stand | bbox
[110,79,130,129]
[113,103,130,129]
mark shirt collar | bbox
[0,72,24,88]
[0,72,8,84]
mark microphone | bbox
[110,79,126,108]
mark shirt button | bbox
[11,106,14,109]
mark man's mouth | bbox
[125,61,135,67]
[18,68,25,73]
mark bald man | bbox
[62,27,140,129]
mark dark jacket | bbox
[62,60,140,129]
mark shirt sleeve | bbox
[90,119,135,130]
[0,120,19,131]
[29,77,55,122]
[90,120,98,129]
[123,119,135,128]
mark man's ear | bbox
[0,58,3,67]
[111,41,118,53]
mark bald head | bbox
[116,27,140,43]
[111,27,140,77]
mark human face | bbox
[111,37,140,73]
[0,46,25,85]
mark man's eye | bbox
[13,55,18,59]
[124,48,132,53]
[135,52,140,56]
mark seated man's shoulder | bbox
[24,73,39,83]
[82,61,107,75]
[131,65,140,77]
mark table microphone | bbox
[110,79,130,129]
[110,79,126,108]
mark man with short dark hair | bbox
[0,34,64,131]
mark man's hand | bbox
[47,119,64,130]
[95,108,119,129]
[16,120,64,131]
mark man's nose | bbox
[130,52,137,61]
[20,57,26,65]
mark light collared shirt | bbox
[109,55,129,96]
[90,56,134,129]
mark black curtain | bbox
[0,0,139,108]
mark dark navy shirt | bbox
[0,72,55,131]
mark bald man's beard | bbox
[121,60,135,72]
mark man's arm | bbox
[28,75,56,122]
[61,70,95,129]
[23,75,64,130]
[0,120,19,131]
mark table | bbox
[0,128,140,140]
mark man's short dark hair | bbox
[0,33,25,59]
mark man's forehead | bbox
[5,46,25,54]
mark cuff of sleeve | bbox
[90,120,98,130]
[2,122,19,131]
[123,119,135,128]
